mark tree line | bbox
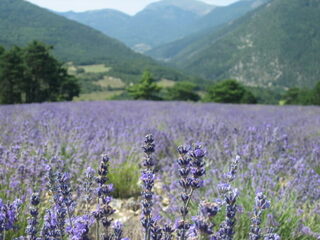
[0,41,80,104]
[127,71,257,104]
[127,71,320,105]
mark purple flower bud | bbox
[200,201,220,218]
[177,145,190,155]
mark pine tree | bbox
[0,41,80,104]
[23,41,79,103]
[0,46,24,104]
[127,71,161,100]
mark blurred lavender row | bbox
[0,101,320,239]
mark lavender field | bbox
[1,101,320,240]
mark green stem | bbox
[66,205,73,229]
[181,188,195,240]
[96,219,100,240]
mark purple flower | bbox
[66,215,94,240]
[26,193,40,240]
[200,201,220,218]
[0,198,22,233]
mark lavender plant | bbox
[214,156,240,240]
[140,134,156,240]
[176,145,206,240]
[93,154,116,240]
[249,192,271,240]
[0,199,22,240]
[1,101,320,239]
[25,193,40,240]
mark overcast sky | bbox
[26,0,239,15]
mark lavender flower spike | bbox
[93,154,116,240]
[0,198,22,240]
[177,144,206,240]
[26,193,40,240]
[249,192,271,240]
[141,134,156,240]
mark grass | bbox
[80,64,111,73]
[73,90,123,101]
[108,161,141,199]
[158,79,176,88]
[94,76,126,89]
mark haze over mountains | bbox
[59,0,216,52]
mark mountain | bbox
[60,9,131,48]
[0,0,189,83]
[149,0,320,89]
[194,0,267,31]
[59,0,215,51]
[147,0,268,60]
[145,0,215,15]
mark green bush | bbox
[108,161,141,199]
[165,81,200,101]
[127,71,162,100]
[204,79,257,104]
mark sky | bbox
[26,0,239,15]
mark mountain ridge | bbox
[152,0,320,88]
[0,0,190,83]
[58,0,216,51]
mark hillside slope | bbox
[147,0,268,60]
[156,0,320,88]
[0,0,189,82]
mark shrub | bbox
[165,82,200,101]
[205,79,257,104]
[108,161,141,199]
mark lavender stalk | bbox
[26,193,40,240]
[141,134,156,240]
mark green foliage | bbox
[127,71,161,100]
[311,81,320,105]
[0,41,80,104]
[282,82,320,105]
[204,79,257,104]
[108,161,141,199]
[165,81,200,101]
[0,46,4,55]
[282,88,312,105]
[0,46,25,104]
[247,86,283,105]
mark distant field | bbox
[80,64,111,73]
[158,79,176,88]
[70,65,183,101]
[94,76,126,89]
[74,90,123,101]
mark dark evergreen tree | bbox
[59,73,80,101]
[24,41,62,102]
[205,79,257,104]
[0,41,80,104]
[0,46,4,55]
[282,87,313,105]
[311,82,320,105]
[127,71,161,100]
[165,81,200,101]
[0,46,25,104]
